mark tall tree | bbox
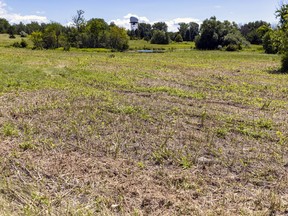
[73,10,86,32]
[195,16,247,50]
[151,30,170,44]
[178,22,199,41]
[188,22,200,41]
[0,18,10,33]
[109,26,129,51]
[138,23,152,40]
[275,2,288,71]
[240,21,270,44]
[86,18,108,47]
[152,22,168,32]
[178,23,189,41]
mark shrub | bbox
[20,39,28,48]
[109,26,129,51]
[30,31,44,49]
[225,44,239,51]
[12,39,28,48]
[175,34,183,42]
[281,52,288,72]
[151,30,170,44]
[223,32,248,51]
[12,42,21,48]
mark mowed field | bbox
[0,37,287,215]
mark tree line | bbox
[0,10,129,51]
[1,5,288,67]
[0,10,271,52]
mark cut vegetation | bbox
[0,40,287,215]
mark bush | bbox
[151,30,170,44]
[225,44,239,51]
[175,34,183,42]
[281,53,288,72]
[20,39,28,48]
[12,39,28,48]
[262,31,280,54]
[109,26,129,51]
[12,42,21,48]
[223,32,248,51]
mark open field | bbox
[0,44,287,215]
[0,34,32,48]
[128,40,195,50]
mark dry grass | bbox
[0,46,287,215]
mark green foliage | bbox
[262,30,280,54]
[152,22,168,32]
[0,18,10,33]
[8,26,16,38]
[223,32,249,51]
[240,21,270,44]
[195,17,246,51]
[150,30,170,44]
[281,52,288,72]
[85,18,109,48]
[12,39,28,48]
[178,22,199,41]
[274,2,288,72]
[42,22,63,49]
[2,123,19,137]
[138,23,152,40]
[30,31,43,49]
[109,26,129,51]
[175,34,183,42]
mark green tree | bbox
[73,10,86,32]
[195,16,246,51]
[86,18,109,47]
[42,23,63,49]
[152,22,168,32]
[30,31,43,49]
[138,23,152,40]
[26,22,43,34]
[175,34,183,42]
[150,30,170,44]
[8,25,16,38]
[240,21,269,44]
[178,23,189,40]
[188,22,200,41]
[275,2,288,71]
[178,22,199,41]
[0,18,10,33]
[259,25,280,54]
[109,26,129,51]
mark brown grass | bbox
[0,47,287,215]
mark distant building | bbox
[130,17,139,30]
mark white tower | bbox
[130,17,139,31]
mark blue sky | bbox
[0,0,281,31]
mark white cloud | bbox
[111,13,201,32]
[0,1,49,24]
[165,17,201,32]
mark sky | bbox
[0,0,282,31]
